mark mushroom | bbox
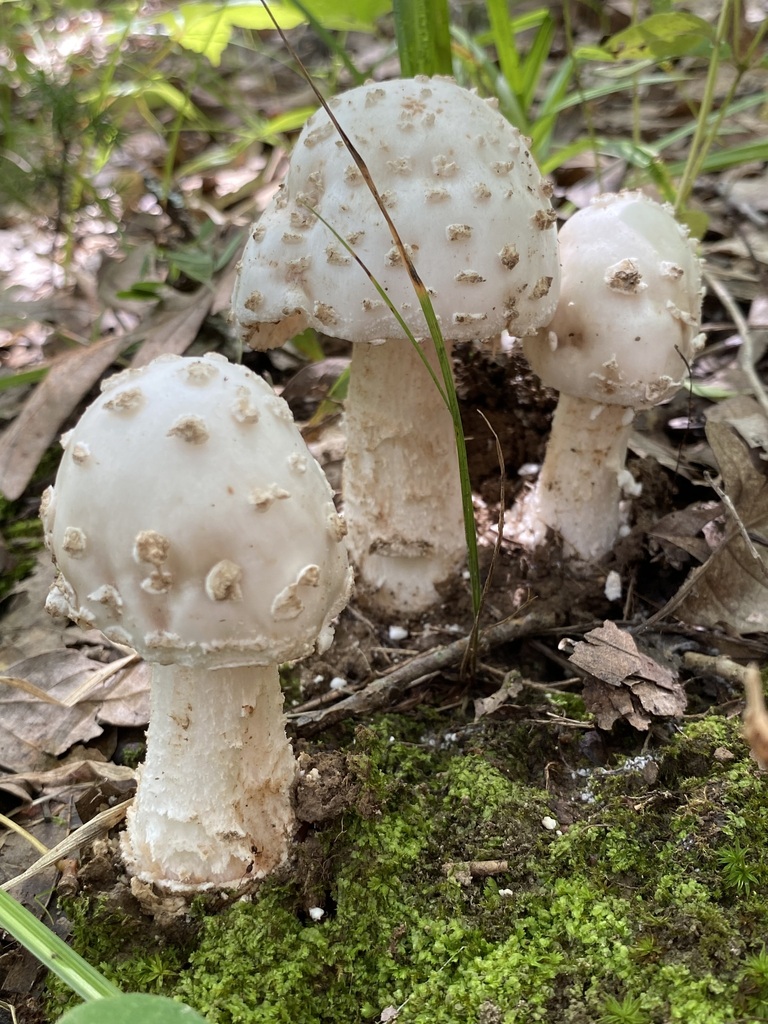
[41,352,352,891]
[231,75,559,614]
[513,191,704,560]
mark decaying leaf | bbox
[473,671,524,721]
[649,502,722,566]
[0,285,215,500]
[0,650,150,773]
[677,398,768,634]
[0,332,132,501]
[562,620,686,730]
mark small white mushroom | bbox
[40,353,352,892]
[514,191,704,560]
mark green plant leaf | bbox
[57,994,208,1024]
[0,890,120,1003]
[156,0,390,66]
[603,12,716,61]
[393,0,452,76]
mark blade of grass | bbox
[392,0,453,77]
[0,889,121,1002]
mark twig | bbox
[703,268,768,420]
[704,471,768,581]
[442,859,509,885]
[289,607,557,734]
[683,651,753,685]
[2,799,132,892]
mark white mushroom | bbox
[231,75,559,614]
[41,352,352,891]
[514,191,705,560]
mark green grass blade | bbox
[485,0,523,95]
[392,0,452,76]
[0,889,122,1002]
[520,14,555,110]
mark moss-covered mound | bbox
[60,713,768,1024]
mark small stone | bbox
[713,747,736,763]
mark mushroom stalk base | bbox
[513,395,635,560]
[122,663,296,891]
[343,338,465,614]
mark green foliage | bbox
[54,715,768,1024]
[0,889,121,1003]
[392,0,452,77]
[718,838,763,896]
[155,0,391,67]
[598,993,650,1024]
[57,994,207,1024]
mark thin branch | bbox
[704,267,768,420]
[288,607,557,735]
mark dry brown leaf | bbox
[678,399,768,633]
[0,332,133,500]
[0,283,216,499]
[0,552,86,668]
[649,502,722,566]
[128,284,215,367]
[563,620,686,731]
[0,650,149,773]
[473,671,524,721]
[0,758,136,805]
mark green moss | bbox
[60,713,768,1024]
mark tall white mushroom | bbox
[514,191,705,560]
[231,75,559,614]
[41,352,352,891]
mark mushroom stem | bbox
[514,394,636,560]
[122,663,296,891]
[343,337,465,613]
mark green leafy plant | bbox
[0,889,205,1023]
[718,838,763,895]
[598,993,650,1024]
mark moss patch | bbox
[60,713,768,1024]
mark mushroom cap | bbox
[524,191,704,408]
[232,76,559,349]
[42,353,352,669]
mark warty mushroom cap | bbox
[232,75,560,349]
[42,352,352,669]
[524,190,704,408]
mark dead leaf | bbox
[563,620,686,731]
[474,671,524,721]
[128,284,215,367]
[0,331,135,500]
[0,650,150,773]
[649,502,722,566]
[0,758,136,805]
[0,283,215,499]
[0,552,85,667]
[677,401,768,633]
